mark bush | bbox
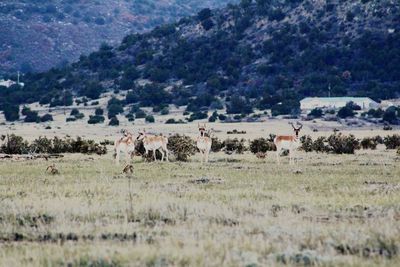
[0,134,30,154]
[109,117,119,126]
[327,133,360,154]
[135,109,147,119]
[308,108,323,118]
[88,115,105,124]
[250,138,276,154]
[167,134,197,161]
[3,104,20,121]
[222,138,247,154]
[41,114,53,122]
[28,136,107,155]
[165,118,185,124]
[24,110,40,123]
[300,135,313,152]
[360,137,378,150]
[188,112,208,121]
[145,115,155,123]
[312,137,329,153]
[66,117,76,122]
[70,108,79,116]
[125,113,135,122]
[95,108,104,116]
[337,106,355,118]
[383,135,400,149]
[211,137,224,153]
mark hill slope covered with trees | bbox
[0,0,237,74]
[2,0,400,119]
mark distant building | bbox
[300,97,378,111]
[380,99,400,109]
[0,79,24,88]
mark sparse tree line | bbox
[3,133,399,161]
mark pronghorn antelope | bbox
[114,129,135,165]
[274,122,303,164]
[136,130,169,162]
[196,123,212,163]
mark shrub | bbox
[109,117,119,126]
[41,114,53,122]
[222,138,247,154]
[337,106,355,118]
[125,113,135,122]
[188,112,208,121]
[165,118,185,124]
[327,133,360,154]
[312,137,329,153]
[160,107,169,115]
[3,104,20,121]
[70,108,79,116]
[250,138,276,154]
[24,110,40,123]
[360,137,378,150]
[74,113,85,119]
[308,108,323,118]
[0,134,30,154]
[211,137,224,153]
[135,109,147,119]
[167,134,197,161]
[383,135,400,149]
[95,108,104,116]
[88,115,105,124]
[145,115,155,123]
[66,117,76,122]
[300,135,313,152]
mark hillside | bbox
[0,0,237,74]
[2,0,400,122]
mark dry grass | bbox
[0,148,399,266]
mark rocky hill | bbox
[2,0,400,122]
[0,0,237,74]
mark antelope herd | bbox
[114,122,304,165]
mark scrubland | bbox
[0,148,399,266]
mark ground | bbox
[0,146,399,266]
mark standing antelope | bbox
[114,129,135,165]
[136,130,169,162]
[274,122,303,164]
[196,123,212,163]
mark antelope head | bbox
[198,123,207,137]
[136,129,146,141]
[290,122,303,137]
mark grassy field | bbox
[0,148,399,266]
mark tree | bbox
[109,117,119,126]
[145,115,155,123]
[227,95,253,114]
[24,110,40,123]
[95,108,104,116]
[383,107,399,124]
[198,8,212,21]
[337,106,355,118]
[3,104,20,122]
[308,108,323,118]
[41,114,53,122]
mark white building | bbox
[380,99,400,109]
[300,97,378,111]
[0,79,24,88]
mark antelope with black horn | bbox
[196,123,212,163]
[274,122,303,164]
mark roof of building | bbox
[300,97,376,103]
